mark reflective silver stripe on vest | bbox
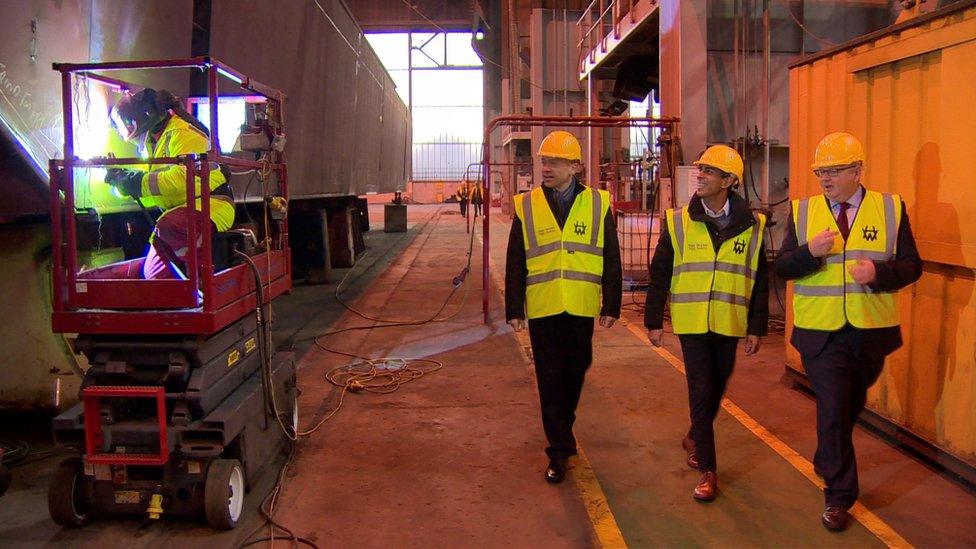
[675,261,754,278]
[748,221,762,263]
[590,188,602,247]
[794,283,895,296]
[883,193,897,257]
[793,285,844,297]
[564,242,603,256]
[796,198,809,246]
[525,241,562,260]
[847,249,892,261]
[847,282,896,295]
[521,192,538,249]
[824,250,892,265]
[526,269,601,287]
[526,271,560,286]
[672,209,685,256]
[671,291,749,307]
[147,171,162,195]
[563,270,602,284]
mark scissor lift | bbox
[46,57,295,529]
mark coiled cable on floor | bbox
[239,207,466,547]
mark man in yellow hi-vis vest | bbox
[455,183,469,217]
[104,88,234,279]
[644,145,769,502]
[505,130,622,484]
[470,182,484,217]
[775,132,921,531]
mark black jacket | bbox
[505,180,622,321]
[773,192,922,358]
[643,192,769,337]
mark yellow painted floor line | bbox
[621,318,913,549]
[483,230,627,549]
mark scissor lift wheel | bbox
[204,459,245,529]
[48,458,91,527]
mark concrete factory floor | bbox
[1,204,974,548]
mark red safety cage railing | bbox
[50,57,290,335]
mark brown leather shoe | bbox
[681,436,699,470]
[821,506,849,531]
[693,471,717,502]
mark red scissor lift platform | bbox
[47,57,296,530]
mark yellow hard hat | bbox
[811,132,865,169]
[538,131,582,161]
[694,145,743,183]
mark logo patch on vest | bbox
[862,225,879,241]
[573,221,587,236]
[733,239,746,254]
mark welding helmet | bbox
[110,88,172,143]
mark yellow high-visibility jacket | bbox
[513,185,610,319]
[666,207,766,337]
[791,191,902,330]
[136,115,234,231]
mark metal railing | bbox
[577,0,638,74]
[616,210,656,287]
[412,141,483,181]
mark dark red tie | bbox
[836,202,850,240]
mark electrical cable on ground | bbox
[238,205,474,547]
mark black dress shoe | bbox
[545,458,567,484]
[821,506,849,531]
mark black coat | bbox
[505,180,622,321]
[643,192,769,336]
[773,192,923,358]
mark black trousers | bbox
[528,313,595,460]
[473,202,482,216]
[459,200,468,216]
[678,333,740,473]
[801,328,885,508]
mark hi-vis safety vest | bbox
[667,207,766,337]
[514,186,611,319]
[792,190,902,330]
[138,116,234,231]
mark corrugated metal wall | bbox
[787,2,976,463]
[210,0,410,198]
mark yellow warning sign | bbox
[227,349,241,368]
[244,338,257,354]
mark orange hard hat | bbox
[538,131,582,162]
[811,132,865,169]
[694,145,744,183]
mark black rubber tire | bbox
[47,458,91,527]
[204,459,245,530]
